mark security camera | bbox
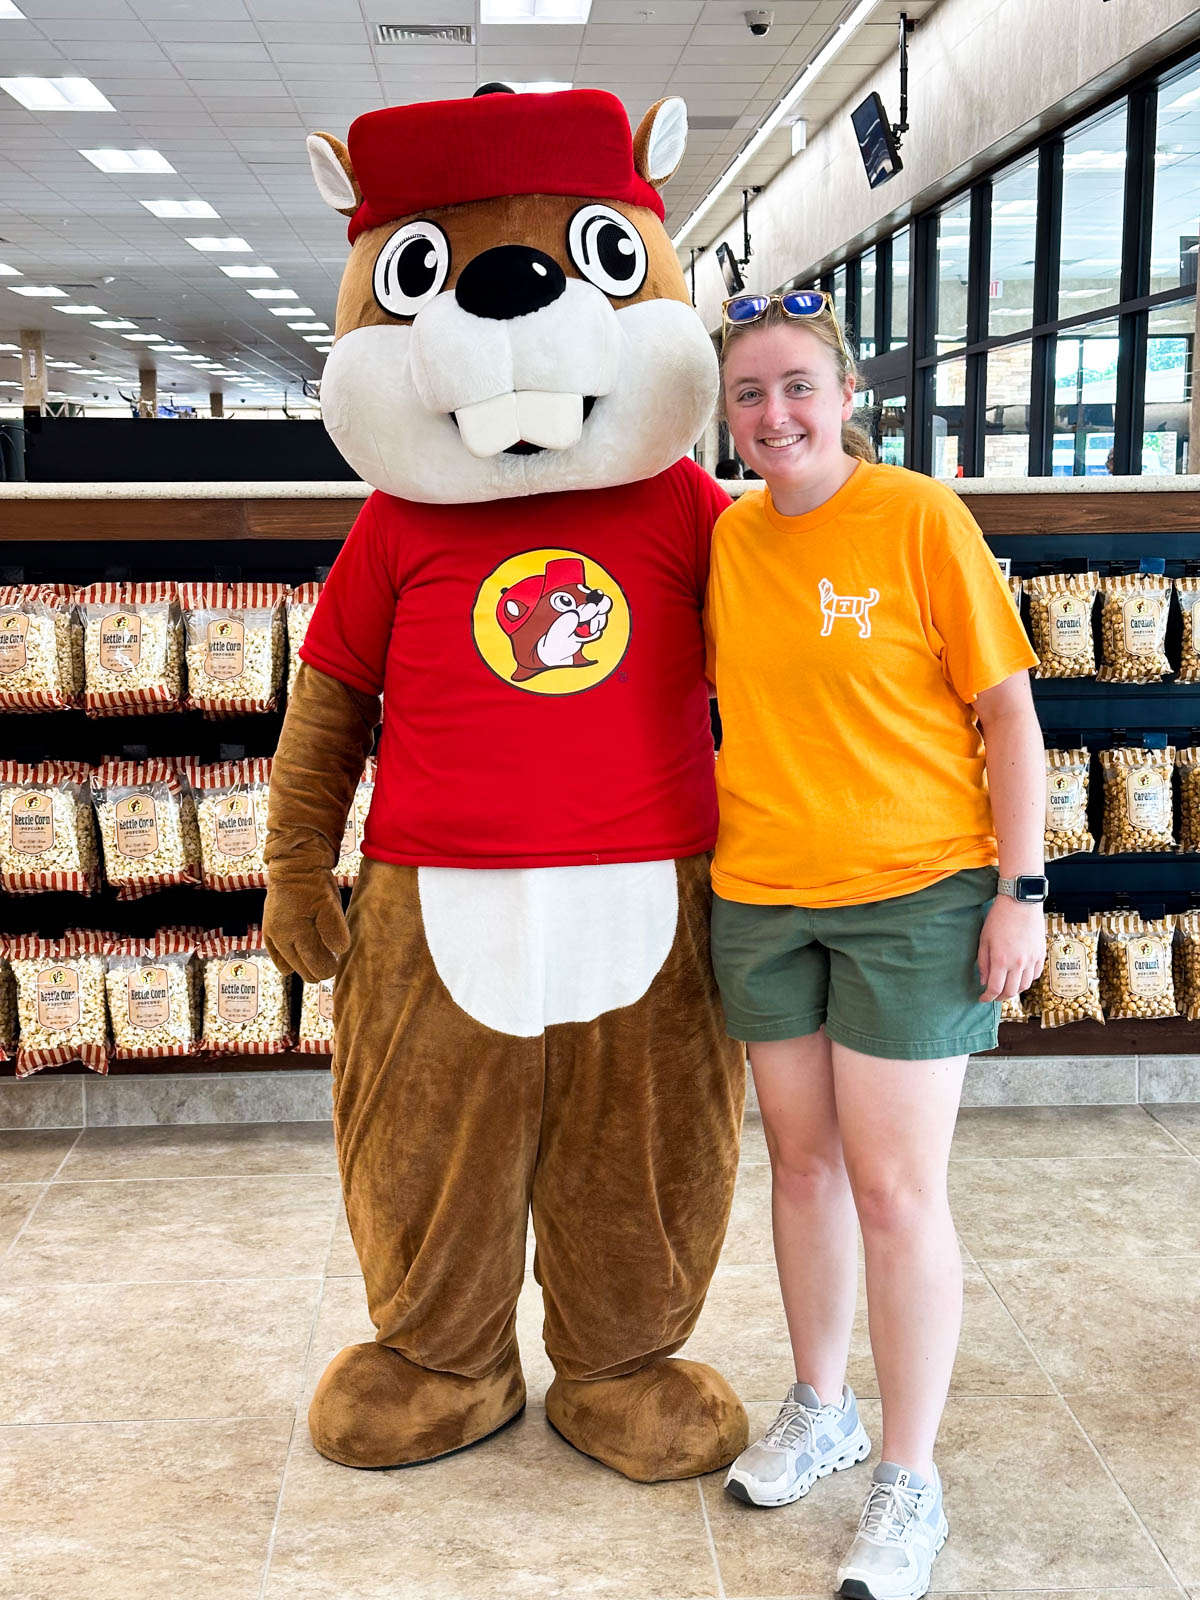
[745,8,773,34]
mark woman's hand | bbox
[977,896,1046,1002]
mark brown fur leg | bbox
[318,859,541,1466]
[535,854,748,1479]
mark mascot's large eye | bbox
[548,591,577,613]
[372,220,451,317]
[567,205,648,298]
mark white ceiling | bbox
[0,0,937,410]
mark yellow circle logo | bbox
[472,548,631,696]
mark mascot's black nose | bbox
[455,245,566,321]
[585,589,602,605]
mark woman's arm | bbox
[972,669,1047,1002]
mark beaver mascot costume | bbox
[264,84,747,1483]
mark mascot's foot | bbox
[545,1357,748,1482]
[308,1341,526,1469]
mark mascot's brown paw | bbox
[545,1358,748,1482]
[309,1341,526,1469]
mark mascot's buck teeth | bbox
[455,390,584,457]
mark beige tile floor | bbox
[0,1104,1197,1599]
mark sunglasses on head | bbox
[721,290,849,362]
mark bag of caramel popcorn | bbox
[0,951,15,1062]
[185,757,271,890]
[181,582,286,716]
[1044,747,1094,860]
[8,929,109,1077]
[104,929,202,1061]
[200,928,293,1055]
[1024,573,1098,679]
[285,581,323,702]
[1037,913,1103,1028]
[1178,747,1200,854]
[1099,912,1177,1021]
[0,761,99,895]
[297,976,335,1054]
[1173,911,1200,1021]
[1097,572,1172,683]
[1099,746,1175,854]
[77,581,183,715]
[999,993,1031,1024]
[91,759,201,899]
[1176,578,1200,685]
[0,585,82,711]
[333,757,376,888]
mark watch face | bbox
[1016,876,1049,901]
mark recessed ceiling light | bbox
[269,305,314,316]
[141,199,219,219]
[289,322,329,331]
[506,81,573,92]
[0,342,19,351]
[54,303,106,315]
[122,331,166,342]
[302,334,330,343]
[0,4,27,19]
[81,147,174,174]
[246,288,297,300]
[192,361,221,368]
[0,263,19,276]
[47,360,82,368]
[186,235,251,253]
[480,0,591,19]
[1,76,115,111]
[220,264,277,279]
[9,284,65,297]
[91,318,137,329]
[155,345,192,354]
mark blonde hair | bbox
[720,300,876,464]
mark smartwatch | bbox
[996,874,1049,903]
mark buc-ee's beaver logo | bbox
[473,549,630,695]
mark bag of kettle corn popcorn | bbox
[200,928,293,1055]
[105,928,203,1061]
[185,757,271,890]
[333,757,376,888]
[8,929,109,1077]
[181,582,286,716]
[297,976,335,1054]
[78,581,183,715]
[0,584,82,712]
[0,761,99,895]
[286,581,323,702]
[91,758,201,899]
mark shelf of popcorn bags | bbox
[0,488,375,1078]
[5,477,1200,1068]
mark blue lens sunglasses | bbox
[721,289,849,362]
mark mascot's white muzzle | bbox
[408,281,622,458]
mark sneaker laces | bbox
[857,1480,923,1545]
[762,1397,822,1452]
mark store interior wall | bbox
[693,0,1200,333]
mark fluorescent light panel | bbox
[481,0,590,20]
[1,76,114,111]
[0,263,20,276]
[269,305,314,316]
[247,288,297,300]
[141,199,218,219]
[9,284,64,296]
[506,81,572,93]
[81,148,174,174]
[0,5,27,20]
[54,304,105,315]
[122,332,166,342]
[91,319,137,329]
[220,264,277,279]
[671,0,877,248]
[289,322,328,331]
[187,236,251,253]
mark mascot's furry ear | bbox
[307,131,362,216]
[633,96,688,189]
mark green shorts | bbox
[711,866,1000,1061]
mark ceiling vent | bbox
[375,22,475,43]
[689,116,739,130]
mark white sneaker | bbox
[836,1461,948,1600]
[724,1382,871,1508]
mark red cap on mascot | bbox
[345,88,665,243]
[495,558,586,635]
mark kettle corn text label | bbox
[10,791,53,856]
[0,614,29,675]
[114,794,160,859]
[204,618,245,681]
[215,795,258,858]
[127,966,170,1028]
[217,960,260,1023]
[98,612,142,672]
[318,978,335,1022]
[37,967,80,1030]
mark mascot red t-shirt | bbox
[302,458,727,867]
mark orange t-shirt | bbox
[704,460,1038,908]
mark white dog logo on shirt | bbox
[818,578,879,639]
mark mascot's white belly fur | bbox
[418,860,679,1037]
